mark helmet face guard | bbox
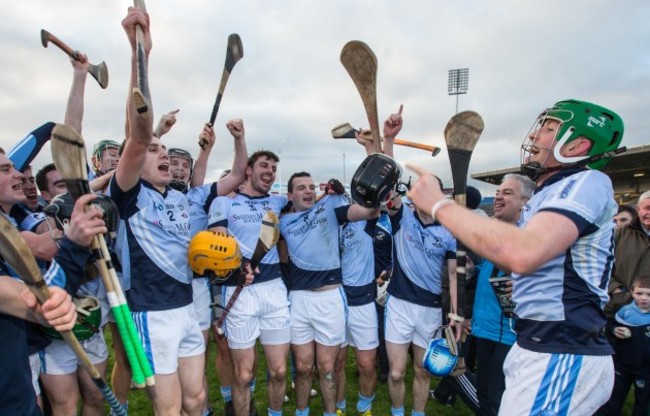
[92,140,121,175]
[520,99,624,178]
[44,192,120,239]
[168,148,194,189]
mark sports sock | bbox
[268,408,282,416]
[295,408,309,416]
[411,412,425,416]
[356,393,375,412]
[220,385,232,403]
[336,399,346,411]
[391,407,405,416]
[250,378,256,393]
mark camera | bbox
[488,276,516,318]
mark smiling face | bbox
[0,154,26,212]
[243,155,277,196]
[288,175,316,212]
[493,178,527,224]
[96,146,120,175]
[141,137,170,191]
[21,166,39,210]
[638,197,650,231]
[521,118,562,174]
[169,155,191,184]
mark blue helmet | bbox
[423,338,458,377]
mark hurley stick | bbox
[340,41,382,154]
[50,123,154,388]
[444,111,484,323]
[203,34,244,148]
[40,29,109,89]
[132,0,151,115]
[0,215,127,416]
[216,211,280,335]
[331,122,442,157]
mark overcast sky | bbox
[1,0,648,196]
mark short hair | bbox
[35,163,57,193]
[247,150,279,168]
[0,147,4,155]
[466,186,482,210]
[617,204,637,219]
[502,173,536,199]
[287,171,311,193]
[632,277,650,291]
[639,190,650,203]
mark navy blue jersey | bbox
[110,179,193,312]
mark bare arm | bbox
[153,109,179,138]
[382,104,403,158]
[217,119,248,196]
[115,7,153,193]
[347,205,380,222]
[64,52,90,134]
[191,123,215,188]
[21,230,60,261]
[407,165,579,275]
[0,278,76,330]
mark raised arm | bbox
[115,6,153,192]
[407,165,579,275]
[382,104,403,159]
[191,123,215,188]
[216,119,248,196]
[64,52,90,134]
[153,109,179,138]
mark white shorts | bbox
[222,278,291,350]
[345,302,379,351]
[192,278,212,331]
[40,331,108,375]
[384,295,442,349]
[29,352,41,395]
[499,343,614,416]
[132,304,205,375]
[290,287,347,347]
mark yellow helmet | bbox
[188,231,242,283]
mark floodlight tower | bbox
[448,68,469,114]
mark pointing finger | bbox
[405,163,429,178]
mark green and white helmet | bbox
[521,99,624,173]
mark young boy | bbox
[598,276,650,416]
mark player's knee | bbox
[235,367,255,385]
[268,365,287,382]
[389,368,406,383]
[357,356,375,374]
[182,386,206,412]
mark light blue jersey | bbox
[340,219,376,306]
[388,205,456,307]
[280,195,349,290]
[187,183,218,236]
[110,179,193,312]
[513,168,615,355]
[208,192,287,285]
